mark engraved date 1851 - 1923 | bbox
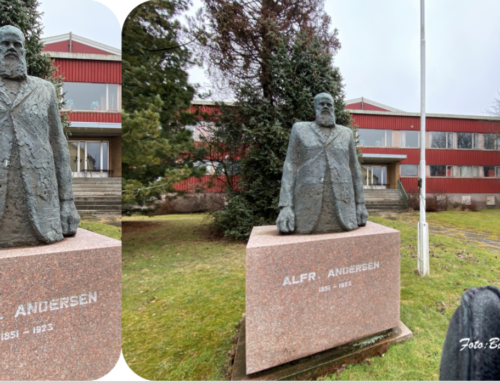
[1,324,54,342]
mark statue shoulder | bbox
[291,121,314,132]
[336,124,355,137]
[28,76,56,94]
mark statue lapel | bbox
[0,80,11,107]
[309,122,326,145]
[325,124,341,147]
[12,77,34,109]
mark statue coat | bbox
[0,76,75,244]
[278,122,365,234]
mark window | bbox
[215,160,240,175]
[401,131,420,148]
[357,129,392,147]
[483,133,500,150]
[457,133,479,149]
[430,132,453,148]
[486,166,500,177]
[68,140,109,177]
[63,82,121,111]
[400,164,419,176]
[484,166,495,177]
[456,166,479,177]
[430,165,453,177]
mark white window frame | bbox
[401,130,420,148]
[62,83,122,112]
[400,164,419,177]
[456,165,479,178]
[357,129,392,148]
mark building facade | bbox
[177,98,500,210]
[41,33,122,214]
[42,33,122,179]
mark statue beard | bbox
[315,110,336,127]
[0,53,27,81]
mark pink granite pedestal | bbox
[0,229,121,381]
[246,221,401,374]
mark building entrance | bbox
[362,165,387,189]
[68,141,109,177]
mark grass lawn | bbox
[79,219,122,240]
[121,211,500,381]
[426,209,500,239]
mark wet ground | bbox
[80,213,122,228]
[371,211,500,252]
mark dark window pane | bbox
[430,165,446,177]
[403,131,419,147]
[431,132,446,148]
[484,166,495,177]
[86,142,101,170]
[484,133,499,150]
[358,129,386,147]
[401,165,418,176]
[457,133,472,149]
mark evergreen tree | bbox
[122,0,205,212]
[193,1,356,240]
[0,0,70,135]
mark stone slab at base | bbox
[232,317,412,381]
[246,222,400,374]
[0,229,121,381]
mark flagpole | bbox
[418,0,430,276]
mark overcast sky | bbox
[40,0,500,116]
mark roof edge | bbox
[345,97,405,112]
[348,109,500,121]
[42,33,121,55]
[44,52,121,61]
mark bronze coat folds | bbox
[278,122,365,233]
[0,76,75,244]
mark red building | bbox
[180,97,500,210]
[42,33,122,213]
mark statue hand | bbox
[60,201,81,237]
[356,203,368,226]
[276,206,295,234]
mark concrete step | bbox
[72,178,121,182]
[75,196,121,201]
[74,193,121,197]
[76,205,121,210]
[75,201,121,206]
[73,189,121,193]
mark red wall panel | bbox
[361,148,499,166]
[352,113,499,133]
[401,177,500,194]
[53,59,121,83]
[173,175,232,193]
[68,112,121,123]
[44,41,114,55]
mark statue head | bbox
[0,25,27,81]
[314,92,335,127]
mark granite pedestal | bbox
[246,221,403,374]
[0,229,121,381]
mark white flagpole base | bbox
[418,221,430,276]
